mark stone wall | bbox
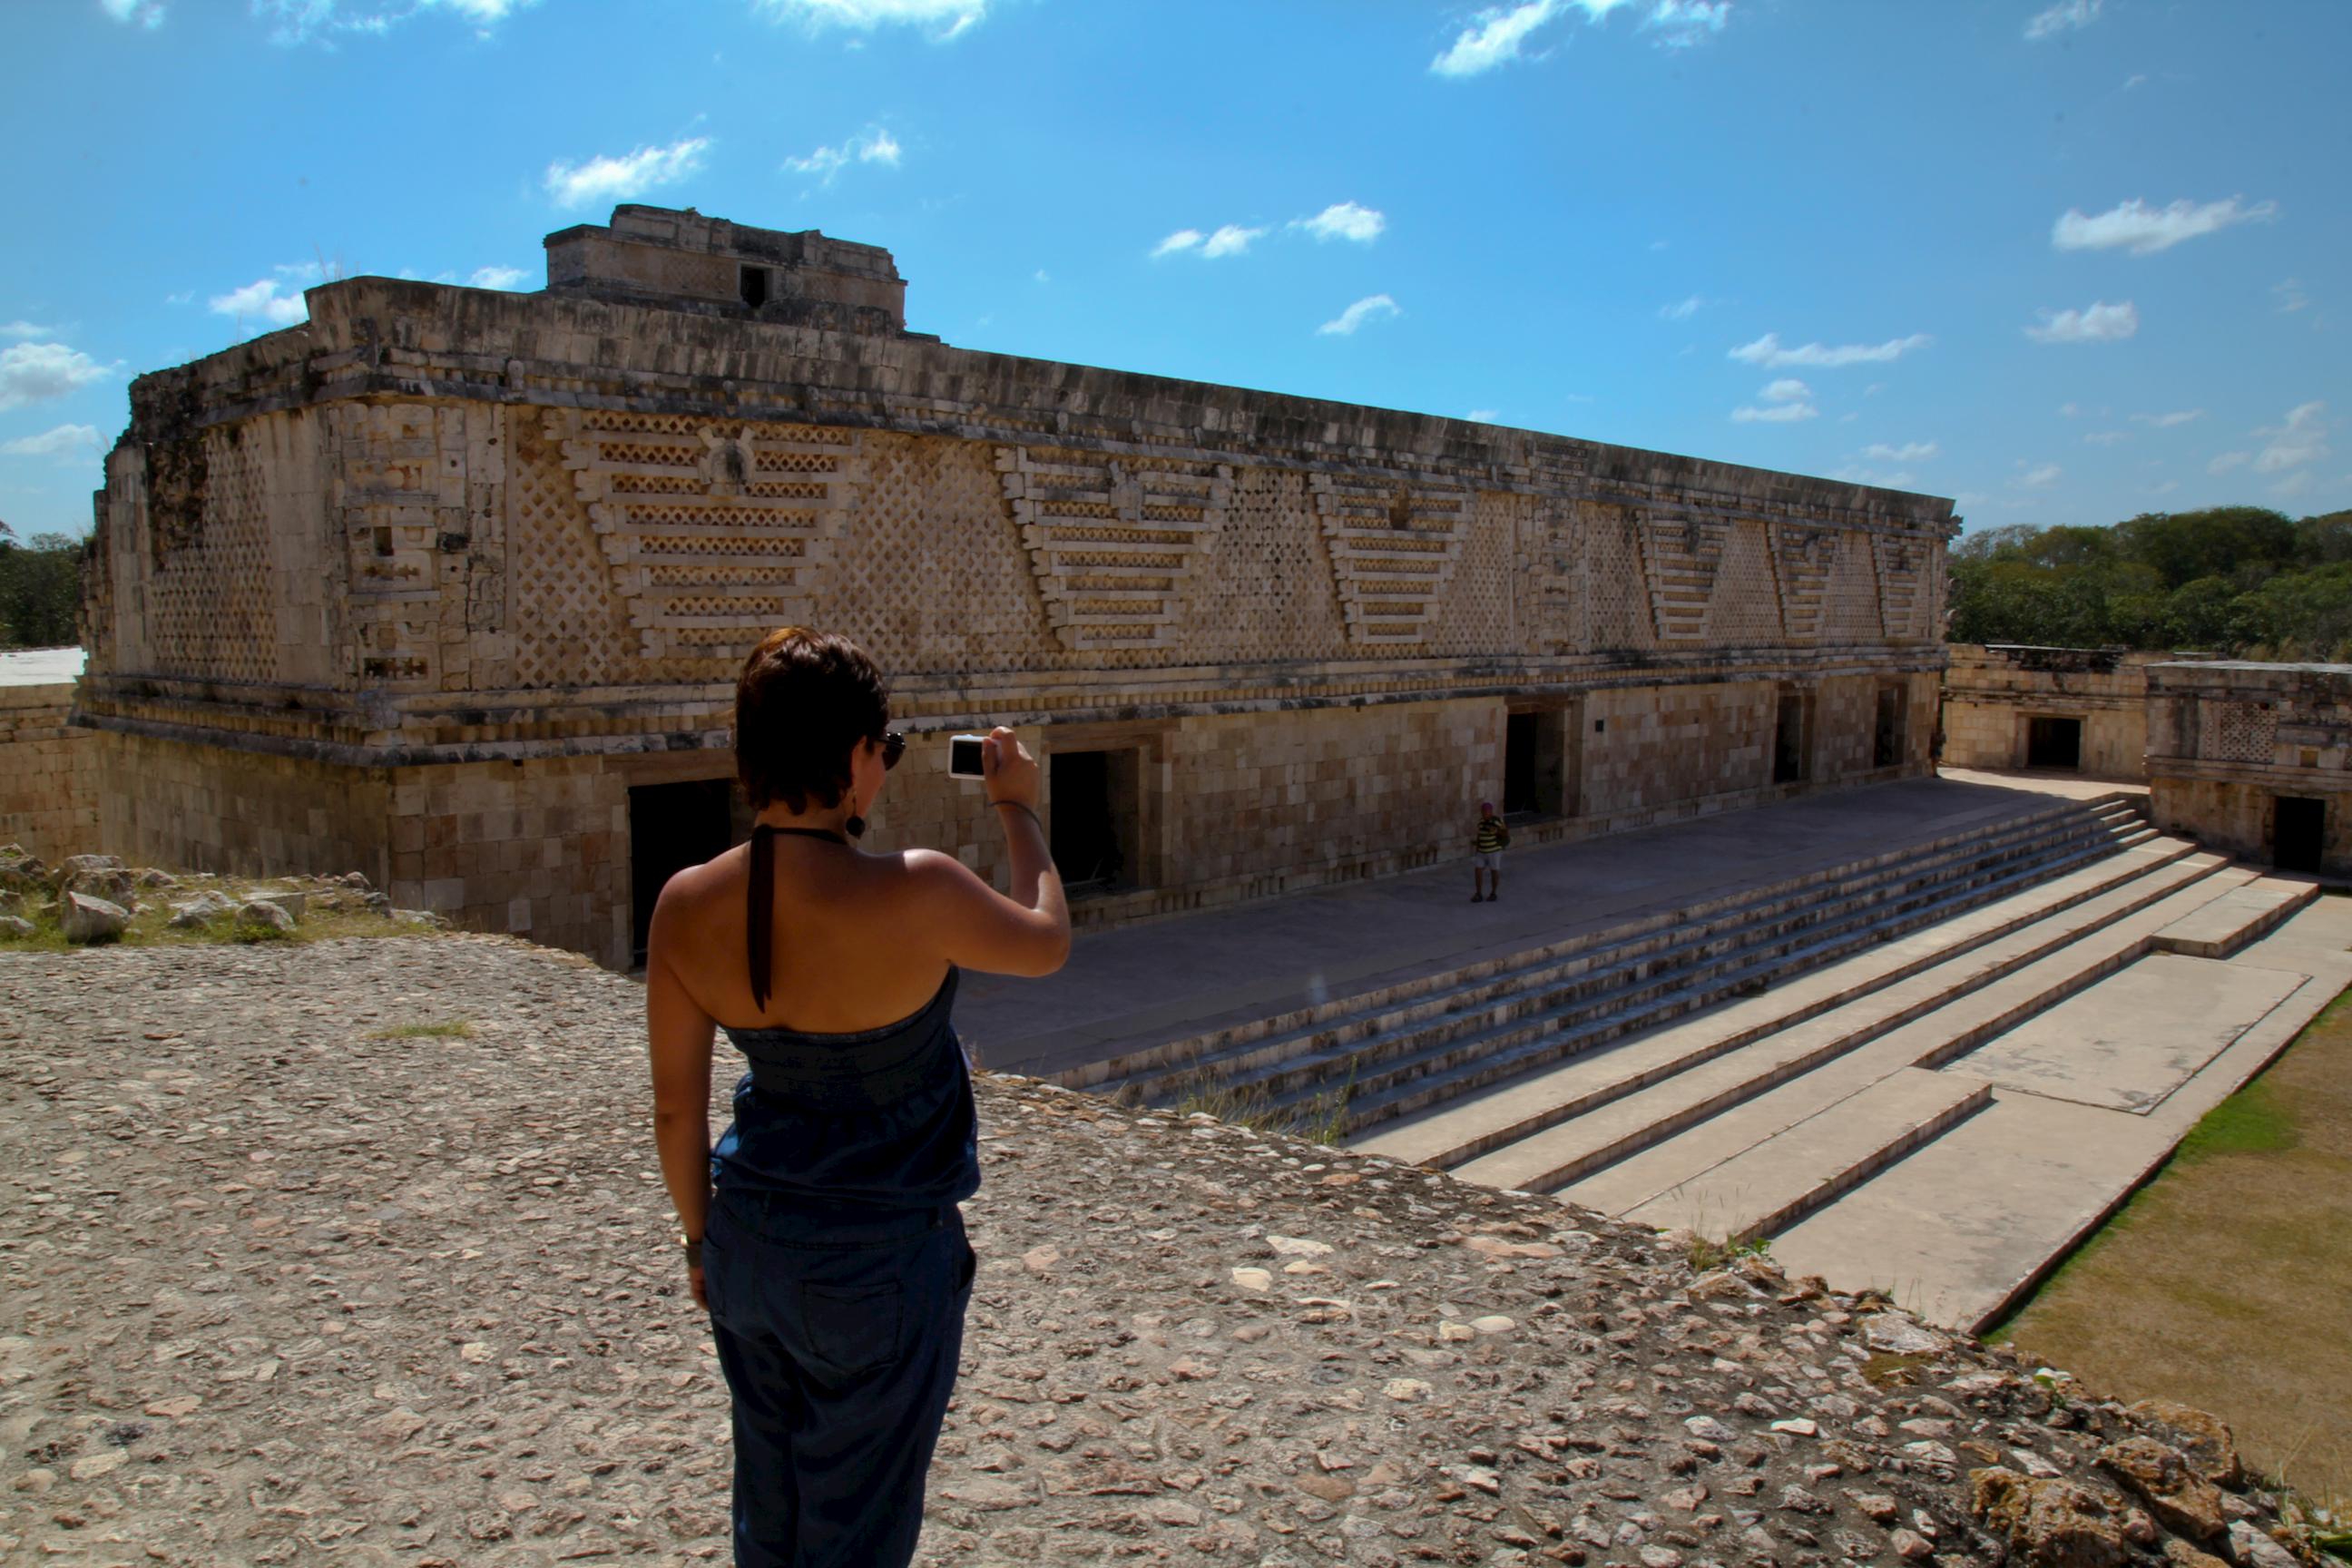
[93,730,392,886]
[0,681,98,862]
[1937,644,2175,780]
[73,209,1955,966]
[2145,660,2352,875]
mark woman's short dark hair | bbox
[734,627,890,814]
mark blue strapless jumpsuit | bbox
[701,829,981,1568]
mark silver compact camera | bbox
[948,734,989,781]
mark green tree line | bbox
[0,524,85,649]
[1946,505,2352,661]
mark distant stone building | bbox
[0,648,97,863]
[76,205,1956,969]
[1938,644,2185,780]
[2146,661,2352,876]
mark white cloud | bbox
[784,127,901,183]
[1200,224,1266,259]
[0,342,116,411]
[1731,401,1816,424]
[1658,294,1711,321]
[2082,430,2130,446]
[1431,0,1563,77]
[1033,270,1050,284]
[2273,279,2310,314]
[1645,0,1729,46]
[100,0,166,24]
[2052,196,2278,256]
[209,275,310,329]
[2208,452,2250,475]
[2129,409,2201,428]
[1318,295,1400,337]
[1,321,57,340]
[1152,224,1264,260]
[1833,466,1916,489]
[2024,0,2100,40]
[1466,409,1500,423]
[1863,440,1937,462]
[2025,299,2138,344]
[754,0,985,38]
[1,424,101,460]
[2251,401,2328,475]
[2058,401,2082,417]
[1759,377,1810,403]
[2011,463,2063,489]
[1728,331,1931,368]
[1296,202,1386,244]
[544,136,710,210]
[466,265,529,290]
[1430,0,1726,75]
[254,0,539,44]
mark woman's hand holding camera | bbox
[981,727,1041,815]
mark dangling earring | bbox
[846,787,867,838]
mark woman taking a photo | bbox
[644,626,1070,1567]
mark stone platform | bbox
[963,772,2144,1080]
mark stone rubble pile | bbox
[0,936,2328,1568]
[0,845,446,944]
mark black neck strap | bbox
[747,824,849,1010]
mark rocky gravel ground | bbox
[0,936,2328,1567]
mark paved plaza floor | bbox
[964,771,2135,1080]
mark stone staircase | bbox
[1073,792,2160,1131]
[1355,846,2318,1275]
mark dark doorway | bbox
[2027,716,2083,769]
[739,264,769,309]
[1773,692,1810,784]
[630,779,735,965]
[1052,749,1136,893]
[2274,796,2326,873]
[1504,712,1540,816]
[1873,685,1907,769]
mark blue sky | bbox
[3,0,2345,544]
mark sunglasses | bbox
[879,730,905,770]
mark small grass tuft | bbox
[365,1019,478,1041]
[2176,1078,2298,1164]
[1687,1232,1772,1272]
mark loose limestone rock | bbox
[60,890,130,944]
[237,899,297,936]
[0,914,33,938]
[1973,1466,2132,1568]
[2101,1437,2230,1544]
[2128,1400,2246,1489]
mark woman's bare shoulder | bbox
[652,845,747,926]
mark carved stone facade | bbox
[1937,644,2182,781]
[2146,661,2352,876]
[77,205,1956,968]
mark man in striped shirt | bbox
[1472,799,1507,903]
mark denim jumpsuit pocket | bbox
[802,1279,903,1377]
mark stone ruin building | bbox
[1939,643,2350,876]
[72,205,1955,970]
[1938,643,2181,781]
[2145,660,2352,875]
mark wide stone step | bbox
[1609,1068,1994,1241]
[1444,854,2238,1195]
[2151,877,2319,959]
[1073,795,2141,1093]
[1236,826,2153,1119]
[1120,808,2147,1105]
[1356,839,2214,1174]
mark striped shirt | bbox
[1474,815,1506,852]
